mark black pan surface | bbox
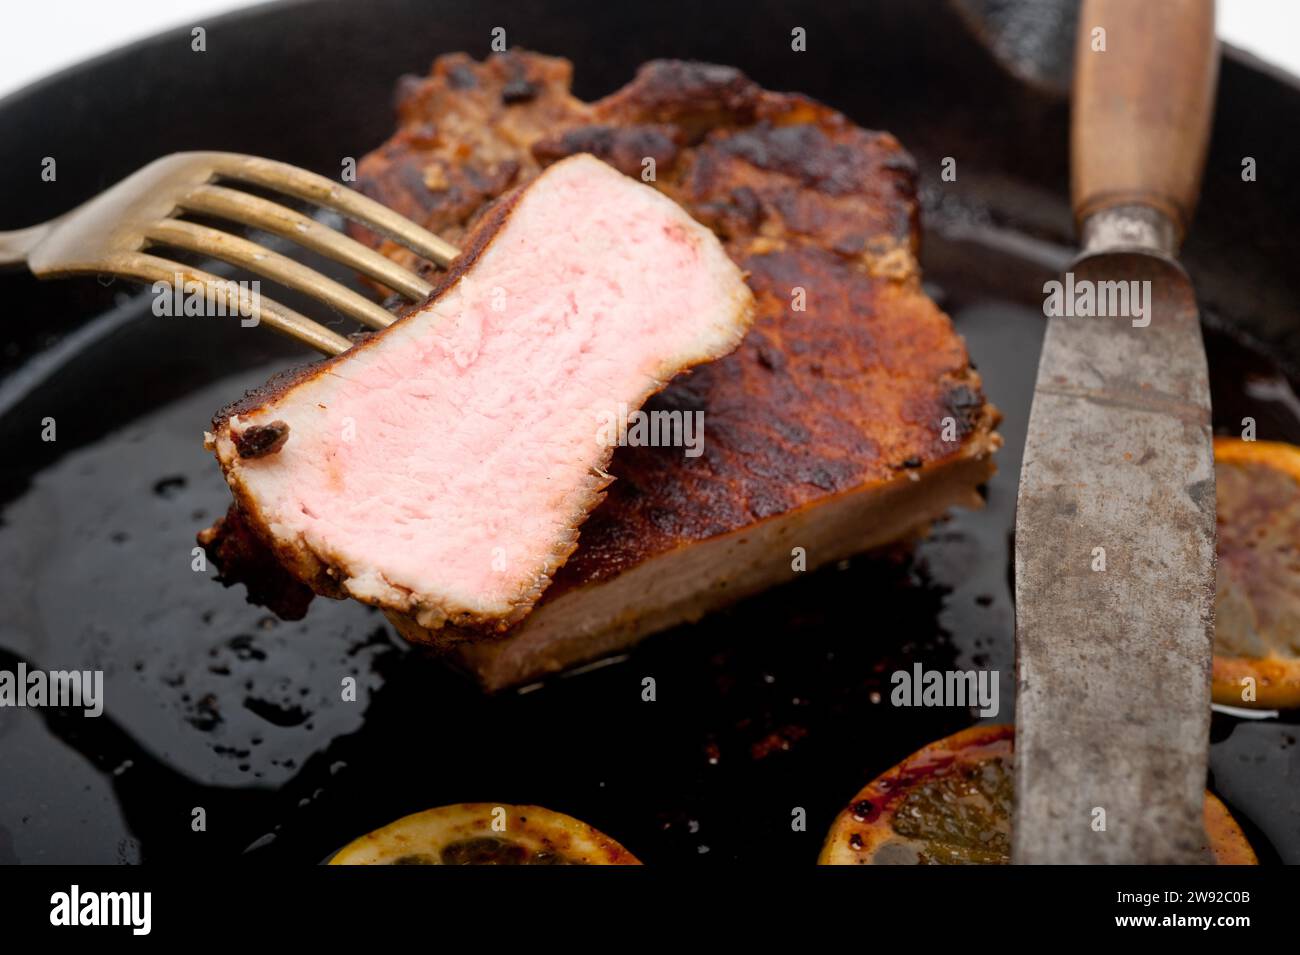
[1,0,1298,865]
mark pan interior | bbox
[0,0,1297,865]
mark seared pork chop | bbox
[354,53,1000,686]
[202,52,1001,689]
[208,154,754,635]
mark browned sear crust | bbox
[231,420,290,459]
[198,503,315,620]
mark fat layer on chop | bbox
[209,153,755,634]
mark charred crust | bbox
[446,62,479,90]
[693,186,765,239]
[394,73,428,111]
[213,361,330,431]
[716,122,889,197]
[942,383,986,440]
[502,77,540,104]
[197,505,316,620]
[605,60,761,131]
[411,183,528,306]
[233,420,290,459]
[531,124,683,178]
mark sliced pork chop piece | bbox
[208,153,755,635]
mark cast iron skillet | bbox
[0,0,1297,864]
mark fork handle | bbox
[0,224,51,269]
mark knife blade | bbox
[1012,0,1220,864]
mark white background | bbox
[0,0,1297,101]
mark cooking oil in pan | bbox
[0,287,1294,864]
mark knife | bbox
[1013,0,1219,864]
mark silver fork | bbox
[0,151,462,355]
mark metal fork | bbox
[0,151,462,355]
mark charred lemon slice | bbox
[819,725,1256,865]
[329,803,640,865]
[1213,437,1300,709]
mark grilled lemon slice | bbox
[819,725,1256,865]
[1213,437,1300,709]
[329,803,640,865]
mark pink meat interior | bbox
[219,155,749,621]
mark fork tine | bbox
[179,184,435,301]
[209,153,461,268]
[111,251,352,355]
[145,219,396,330]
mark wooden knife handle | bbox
[1071,0,1218,245]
